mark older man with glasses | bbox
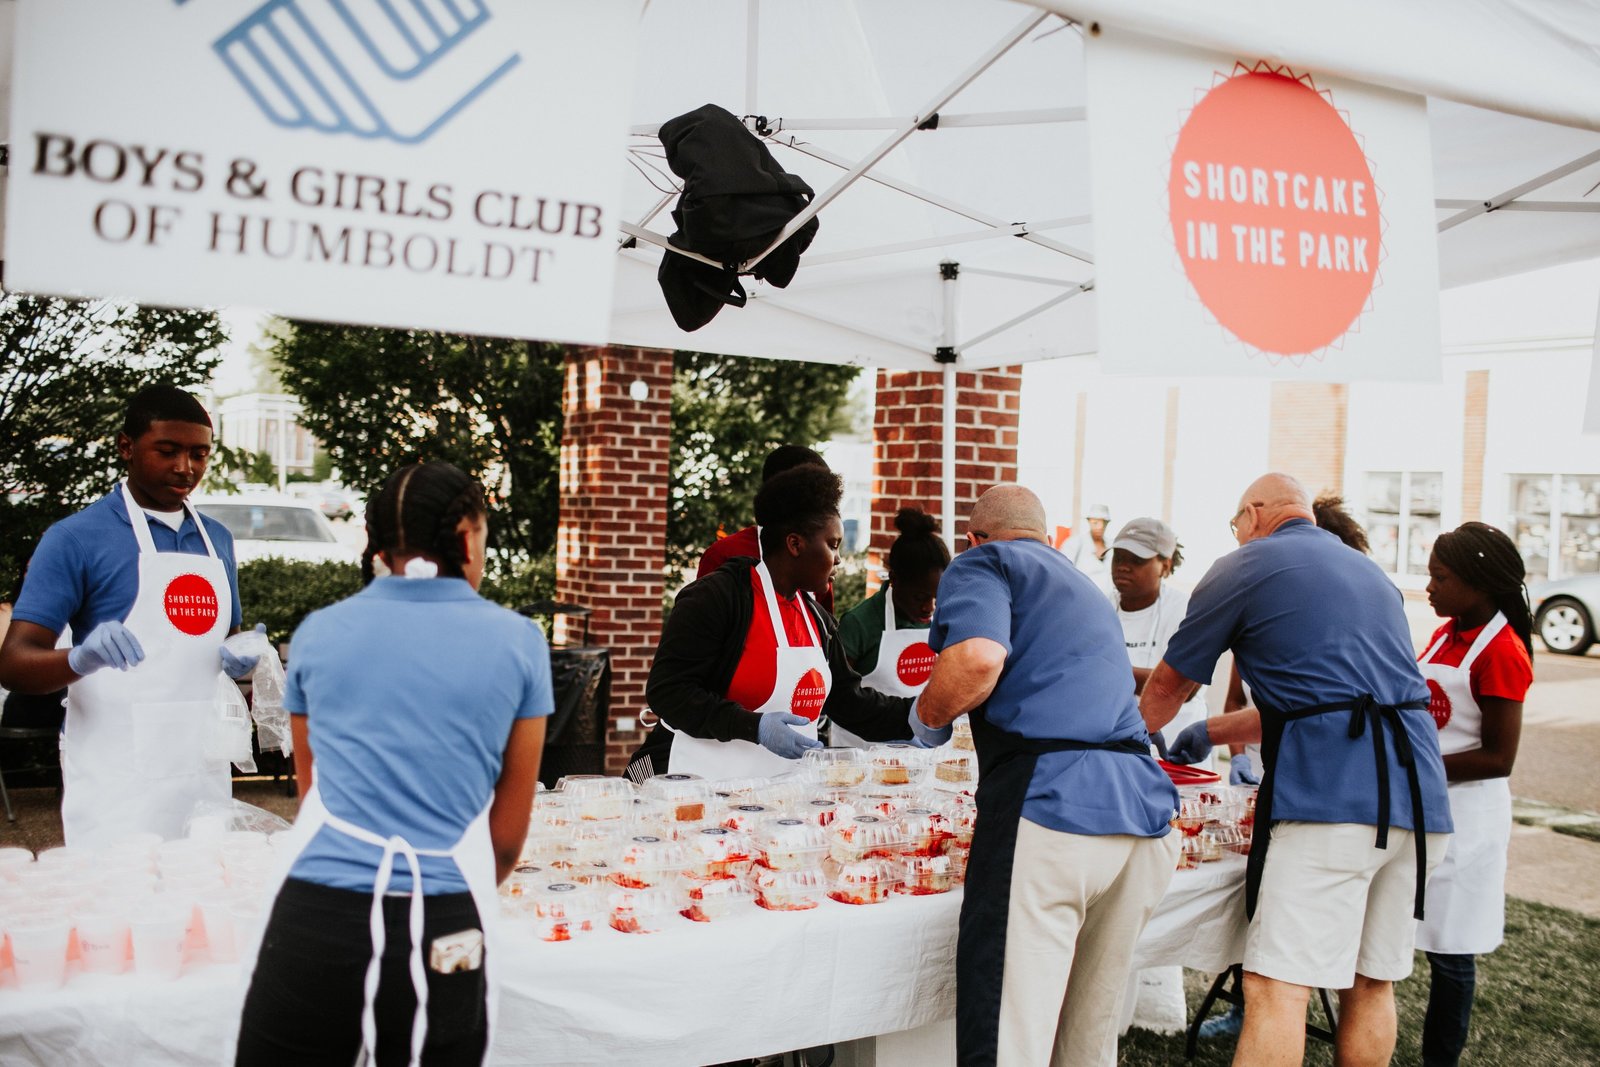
[1141,472,1453,1067]
[910,485,1179,1066]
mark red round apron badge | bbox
[896,643,937,687]
[1168,66,1381,358]
[1426,679,1452,730]
[790,668,827,722]
[164,573,219,636]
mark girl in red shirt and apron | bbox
[1416,522,1533,1067]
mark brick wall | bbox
[1462,370,1489,522]
[867,367,1023,581]
[556,346,673,776]
[1267,381,1349,497]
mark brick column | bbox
[557,346,672,776]
[1267,382,1349,497]
[868,367,1023,584]
[1462,370,1489,522]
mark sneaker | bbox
[1197,1004,1244,1039]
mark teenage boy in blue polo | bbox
[0,385,256,845]
[910,484,1179,1066]
[1142,472,1452,1067]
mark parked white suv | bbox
[192,494,358,565]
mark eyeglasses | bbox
[965,530,989,547]
[1229,502,1263,535]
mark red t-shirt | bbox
[726,569,820,712]
[1421,619,1534,703]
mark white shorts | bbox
[1245,821,1450,990]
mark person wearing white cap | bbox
[1108,517,1207,753]
[1062,503,1113,582]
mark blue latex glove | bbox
[1166,721,1214,765]
[1229,753,1261,786]
[220,623,267,680]
[67,621,145,676]
[757,712,824,759]
[1150,729,1171,760]
[907,699,952,748]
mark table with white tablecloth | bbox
[0,855,1247,1066]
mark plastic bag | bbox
[209,672,257,772]
[184,797,293,839]
[225,628,292,758]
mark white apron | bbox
[833,587,935,749]
[242,778,501,1067]
[669,562,830,778]
[1414,612,1513,955]
[61,482,233,847]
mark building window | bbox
[1511,474,1600,581]
[1363,471,1442,576]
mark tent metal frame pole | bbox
[941,263,960,552]
[617,222,725,268]
[746,292,934,359]
[960,265,1090,287]
[1437,147,1600,232]
[629,107,1085,137]
[739,9,1052,274]
[778,137,1095,264]
[745,0,759,115]
[802,216,1088,267]
[960,281,1093,351]
[1435,199,1600,213]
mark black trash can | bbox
[518,601,611,788]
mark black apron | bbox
[1247,694,1433,922]
[955,712,1154,1066]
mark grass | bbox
[1117,896,1600,1065]
[1551,822,1600,845]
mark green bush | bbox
[831,556,871,617]
[236,558,363,645]
[478,551,557,613]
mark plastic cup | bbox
[186,814,228,841]
[129,902,189,981]
[7,917,71,990]
[197,892,238,963]
[74,910,131,975]
[0,847,35,882]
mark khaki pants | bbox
[996,820,1179,1067]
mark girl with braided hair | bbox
[1413,521,1533,1067]
[237,462,553,1067]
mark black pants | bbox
[1422,952,1476,1067]
[236,878,488,1067]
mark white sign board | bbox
[6,0,639,344]
[1085,27,1441,380]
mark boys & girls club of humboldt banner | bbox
[1085,26,1442,381]
[4,0,639,344]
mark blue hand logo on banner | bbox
[206,0,520,144]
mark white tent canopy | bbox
[611,0,1600,374]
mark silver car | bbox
[1530,575,1600,655]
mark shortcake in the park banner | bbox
[1085,27,1441,381]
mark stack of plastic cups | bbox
[129,897,191,981]
[6,906,72,990]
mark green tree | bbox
[0,291,225,589]
[669,351,859,568]
[245,450,277,486]
[269,320,565,559]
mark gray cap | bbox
[1111,517,1177,559]
[1086,503,1111,520]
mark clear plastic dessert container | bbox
[679,876,755,922]
[850,793,910,821]
[796,797,841,827]
[898,854,956,895]
[867,744,927,787]
[828,815,906,863]
[682,827,754,880]
[529,882,600,942]
[607,886,679,934]
[801,748,869,789]
[827,858,903,905]
[929,751,978,789]
[608,834,688,890]
[897,806,955,857]
[638,774,713,825]
[751,776,808,811]
[560,777,637,822]
[753,866,829,912]
[950,715,975,751]
[751,817,830,872]
[718,803,777,834]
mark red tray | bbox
[1159,759,1221,785]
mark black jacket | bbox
[629,557,913,774]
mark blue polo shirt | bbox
[13,488,241,637]
[285,577,554,893]
[929,538,1176,838]
[1163,519,1451,832]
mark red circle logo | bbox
[896,643,937,687]
[1168,69,1381,356]
[1426,679,1452,730]
[791,668,827,721]
[164,573,219,636]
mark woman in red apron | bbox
[1415,522,1533,1067]
[235,463,550,1067]
[630,464,915,780]
[834,507,948,748]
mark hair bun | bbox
[894,507,937,537]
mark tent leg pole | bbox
[943,362,957,552]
